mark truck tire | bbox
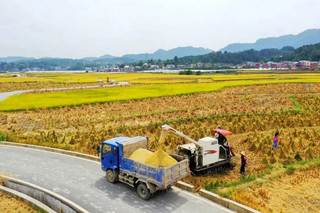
[137,183,151,200]
[106,169,118,183]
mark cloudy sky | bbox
[1,0,319,58]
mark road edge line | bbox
[199,189,260,213]
[0,141,99,162]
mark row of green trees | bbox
[166,44,319,66]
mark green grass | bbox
[285,165,296,174]
[1,79,320,111]
[0,131,7,141]
[289,96,301,111]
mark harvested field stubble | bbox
[0,173,36,213]
[230,166,320,213]
[0,192,37,213]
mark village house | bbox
[149,65,160,70]
[123,65,135,72]
[177,65,186,69]
[166,64,175,70]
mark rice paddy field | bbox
[1,71,320,212]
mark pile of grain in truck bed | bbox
[129,148,153,163]
[129,148,177,167]
[145,149,177,167]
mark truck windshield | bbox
[102,144,111,156]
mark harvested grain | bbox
[129,148,153,163]
[158,130,168,149]
[145,149,177,167]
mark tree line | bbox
[166,43,320,66]
[1,43,319,72]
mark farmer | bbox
[273,132,279,149]
[215,125,226,144]
[240,151,247,174]
[96,145,101,157]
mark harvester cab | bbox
[161,124,232,173]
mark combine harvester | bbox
[161,124,234,174]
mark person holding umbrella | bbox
[212,127,233,158]
[212,126,231,145]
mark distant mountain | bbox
[0,46,212,65]
[0,56,35,63]
[122,46,213,61]
[82,54,116,62]
[80,57,98,62]
[99,54,116,59]
[175,43,320,65]
[91,46,213,64]
[94,57,136,64]
[220,29,320,53]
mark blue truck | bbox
[100,136,189,200]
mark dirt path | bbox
[0,90,31,102]
[0,82,129,102]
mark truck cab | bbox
[101,137,129,171]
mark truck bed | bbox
[120,155,189,189]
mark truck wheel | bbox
[137,183,151,200]
[106,169,118,183]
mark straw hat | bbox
[240,151,245,155]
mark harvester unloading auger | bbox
[161,124,234,174]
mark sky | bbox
[1,0,320,58]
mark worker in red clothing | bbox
[273,132,279,149]
[240,151,247,174]
[230,146,235,157]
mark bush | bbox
[0,131,7,141]
[285,165,296,174]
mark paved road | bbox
[0,145,233,213]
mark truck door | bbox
[101,144,118,170]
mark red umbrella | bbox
[212,129,232,136]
